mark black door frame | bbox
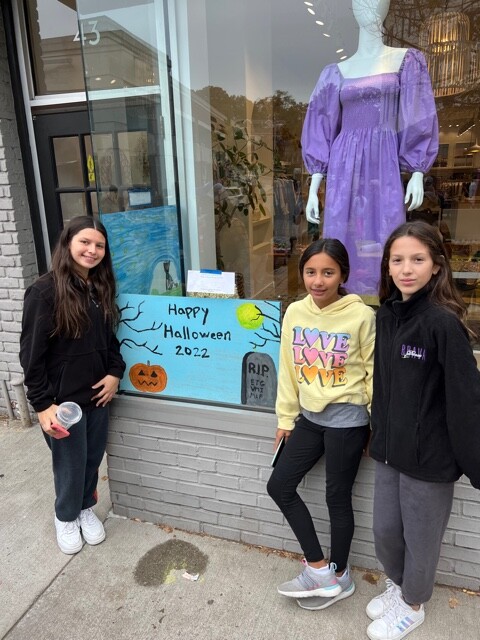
[33,109,93,250]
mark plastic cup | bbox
[56,402,82,430]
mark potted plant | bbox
[212,120,271,240]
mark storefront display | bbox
[301,0,439,295]
[71,0,480,383]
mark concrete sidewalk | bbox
[1,420,479,640]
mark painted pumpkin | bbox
[129,361,167,393]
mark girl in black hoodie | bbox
[20,216,125,555]
[366,221,480,640]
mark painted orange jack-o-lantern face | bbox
[129,361,167,393]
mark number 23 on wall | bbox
[73,21,100,46]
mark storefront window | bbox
[179,0,480,342]
[385,0,480,344]
[25,0,86,94]
[76,0,181,293]
[75,0,479,407]
[175,0,357,302]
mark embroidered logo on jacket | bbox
[400,344,426,361]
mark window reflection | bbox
[84,136,96,187]
[76,0,183,301]
[91,190,99,216]
[53,137,83,187]
[186,0,480,342]
[25,0,160,95]
[25,0,85,95]
[385,0,480,345]
[72,0,480,343]
[91,134,115,187]
[60,192,87,222]
[118,132,150,187]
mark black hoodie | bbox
[20,273,125,412]
[370,286,480,489]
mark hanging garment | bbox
[302,48,439,295]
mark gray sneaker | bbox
[278,561,342,598]
[297,564,355,610]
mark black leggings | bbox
[267,414,369,572]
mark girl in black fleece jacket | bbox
[20,216,125,555]
[366,221,480,640]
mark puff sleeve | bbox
[301,64,342,175]
[398,48,439,174]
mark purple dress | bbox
[301,48,439,295]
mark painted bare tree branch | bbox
[119,299,163,354]
[249,301,281,349]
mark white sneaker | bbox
[54,516,83,554]
[367,579,402,620]
[367,598,425,640]
[78,508,105,545]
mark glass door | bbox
[76,0,184,298]
[33,109,97,248]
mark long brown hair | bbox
[379,221,471,335]
[50,216,119,338]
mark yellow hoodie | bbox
[276,294,375,430]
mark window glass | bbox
[180,0,480,343]
[49,130,97,226]
[59,192,87,221]
[90,190,99,215]
[76,0,183,294]
[118,132,151,187]
[75,0,480,409]
[385,0,480,344]
[53,137,83,187]
[84,136,96,187]
[25,0,85,94]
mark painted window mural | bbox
[101,201,280,407]
[102,209,280,408]
[101,207,182,297]
[117,295,280,407]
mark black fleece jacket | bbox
[20,273,125,412]
[370,286,480,489]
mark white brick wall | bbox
[109,396,480,591]
[0,11,38,415]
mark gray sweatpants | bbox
[373,461,454,605]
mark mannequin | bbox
[302,0,438,294]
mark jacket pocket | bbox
[52,363,66,402]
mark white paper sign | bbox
[187,270,235,295]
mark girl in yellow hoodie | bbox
[267,238,375,610]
